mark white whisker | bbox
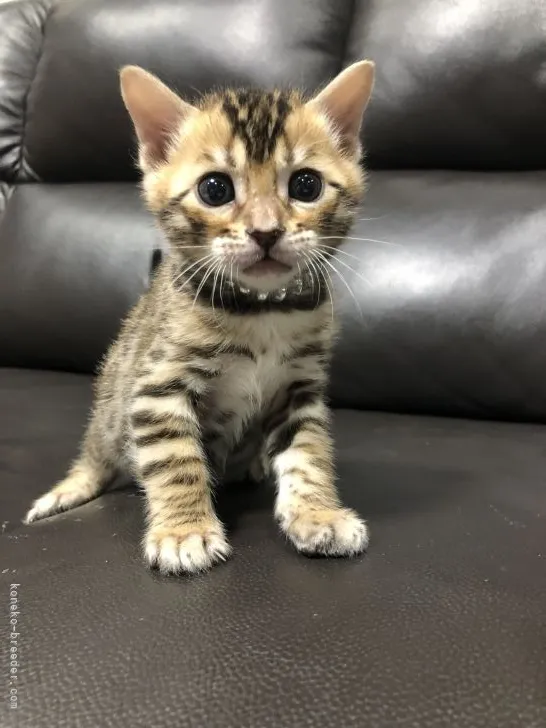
[318,235,401,247]
[305,250,334,321]
[322,248,373,289]
[355,215,388,222]
[172,253,216,290]
[218,263,227,313]
[314,250,363,319]
[210,260,223,316]
[300,250,323,312]
[192,259,220,309]
[316,245,364,263]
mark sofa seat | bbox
[2,368,544,728]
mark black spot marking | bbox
[186,365,220,380]
[134,428,191,449]
[161,475,202,490]
[268,416,325,457]
[131,411,169,428]
[135,379,200,408]
[148,347,165,363]
[222,89,292,163]
[158,189,191,224]
[284,342,326,362]
[222,343,256,361]
[141,455,202,479]
[287,379,324,409]
[186,344,220,360]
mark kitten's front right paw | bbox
[145,521,232,575]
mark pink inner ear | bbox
[310,61,375,151]
[120,66,194,169]
[139,118,179,168]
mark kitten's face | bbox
[121,63,375,294]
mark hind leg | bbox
[24,415,119,523]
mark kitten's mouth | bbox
[242,258,292,278]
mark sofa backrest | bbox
[1,0,546,422]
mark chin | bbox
[237,258,296,292]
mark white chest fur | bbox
[207,310,320,446]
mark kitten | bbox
[25,61,375,574]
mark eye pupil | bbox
[289,170,322,202]
[198,173,235,206]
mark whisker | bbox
[306,250,334,321]
[193,259,220,308]
[320,248,373,288]
[218,263,227,313]
[171,256,208,289]
[210,260,223,316]
[229,258,235,290]
[317,235,402,248]
[355,215,388,222]
[300,251,315,299]
[175,253,217,291]
[300,250,322,312]
[316,245,364,263]
[314,250,363,319]
[172,255,215,291]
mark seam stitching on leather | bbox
[0,181,15,220]
[17,0,55,184]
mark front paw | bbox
[145,520,232,575]
[278,506,369,557]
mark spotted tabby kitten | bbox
[25,61,375,574]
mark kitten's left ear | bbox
[309,60,375,154]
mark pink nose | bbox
[247,228,284,252]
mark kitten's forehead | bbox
[219,88,296,164]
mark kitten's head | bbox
[120,62,374,296]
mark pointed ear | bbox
[309,60,375,154]
[120,65,196,172]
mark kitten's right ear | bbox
[120,66,195,172]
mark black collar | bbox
[178,269,328,314]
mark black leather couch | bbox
[1,1,545,726]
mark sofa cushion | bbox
[1,368,545,727]
[2,172,546,423]
[350,0,546,170]
[0,183,158,372]
[3,0,545,185]
[21,0,351,183]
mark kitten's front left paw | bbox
[278,506,369,557]
[145,521,232,575]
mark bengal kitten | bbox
[25,61,375,574]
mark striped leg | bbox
[130,375,230,574]
[267,395,368,557]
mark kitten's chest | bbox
[206,318,299,434]
[212,348,287,422]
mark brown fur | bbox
[25,62,375,573]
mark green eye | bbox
[288,169,323,202]
[197,173,235,206]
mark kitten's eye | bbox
[197,173,235,207]
[288,169,323,203]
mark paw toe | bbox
[282,507,368,558]
[145,525,231,575]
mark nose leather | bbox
[248,229,284,252]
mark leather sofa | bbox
[1,1,545,726]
